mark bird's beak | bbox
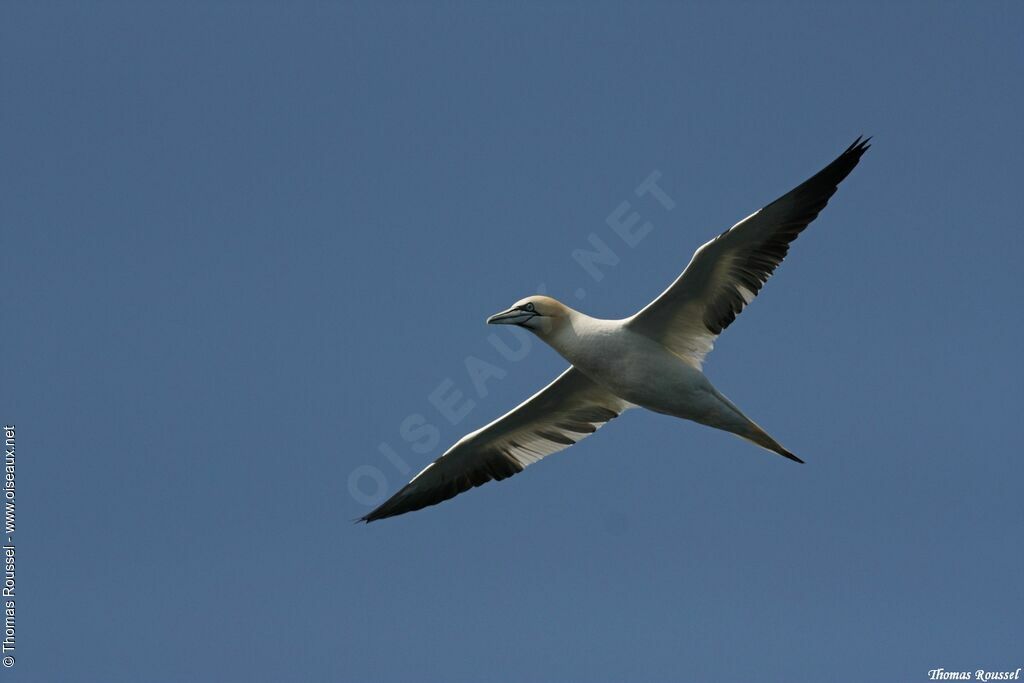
[487,308,534,325]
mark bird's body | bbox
[362,137,870,522]
[497,299,799,462]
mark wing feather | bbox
[360,367,629,522]
[628,137,870,367]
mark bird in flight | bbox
[362,137,870,522]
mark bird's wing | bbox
[361,367,630,522]
[627,137,870,367]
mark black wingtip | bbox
[358,510,383,523]
[846,135,872,155]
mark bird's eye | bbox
[525,302,535,312]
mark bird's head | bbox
[486,295,571,336]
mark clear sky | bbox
[2,3,1022,682]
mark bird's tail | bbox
[701,387,805,464]
[739,425,804,464]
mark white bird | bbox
[362,137,870,522]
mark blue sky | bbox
[2,3,1022,681]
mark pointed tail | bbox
[742,426,804,464]
[701,386,805,463]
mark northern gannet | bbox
[362,137,870,522]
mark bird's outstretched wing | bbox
[628,137,870,367]
[361,367,630,522]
